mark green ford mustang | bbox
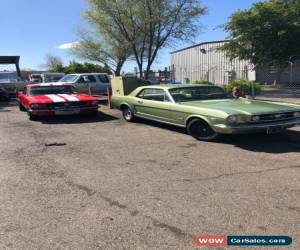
[111,84,300,141]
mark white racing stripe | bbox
[58,94,79,102]
[45,94,66,103]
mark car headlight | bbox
[226,114,249,124]
[252,115,260,122]
[294,112,300,118]
[30,103,39,109]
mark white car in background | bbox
[58,73,110,95]
[29,73,65,83]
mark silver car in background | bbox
[59,73,111,95]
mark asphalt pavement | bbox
[0,100,300,250]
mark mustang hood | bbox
[182,98,300,115]
[27,94,96,103]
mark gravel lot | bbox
[0,100,300,250]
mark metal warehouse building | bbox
[171,40,300,86]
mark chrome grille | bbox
[251,112,295,123]
[48,101,86,108]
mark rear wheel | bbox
[187,118,219,141]
[19,102,26,111]
[122,106,134,122]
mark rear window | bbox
[98,75,109,83]
[29,86,78,96]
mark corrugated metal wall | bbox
[171,41,252,85]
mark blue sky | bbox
[0,0,260,72]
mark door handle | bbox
[137,100,143,104]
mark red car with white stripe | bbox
[18,83,99,120]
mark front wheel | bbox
[29,113,39,121]
[187,119,219,141]
[19,102,26,111]
[122,106,135,122]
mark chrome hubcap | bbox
[125,109,131,119]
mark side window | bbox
[98,75,109,83]
[77,77,85,83]
[87,75,96,82]
[137,89,169,102]
[137,89,146,99]
[164,93,171,102]
[78,75,96,83]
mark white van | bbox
[59,73,110,95]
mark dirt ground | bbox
[0,100,300,250]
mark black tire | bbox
[19,102,26,111]
[88,111,98,117]
[122,106,135,122]
[187,118,219,141]
[29,113,39,121]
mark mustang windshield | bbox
[169,86,229,102]
[30,86,78,96]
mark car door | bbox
[97,74,110,94]
[75,76,89,93]
[86,75,100,94]
[75,75,98,94]
[134,88,176,124]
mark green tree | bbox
[71,31,131,76]
[85,0,206,78]
[50,64,65,73]
[64,61,86,74]
[221,0,300,84]
[63,61,112,74]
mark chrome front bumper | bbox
[213,118,300,134]
[29,106,98,115]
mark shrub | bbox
[223,79,262,96]
[194,80,214,85]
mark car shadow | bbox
[0,98,18,111]
[135,117,187,134]
[221,130,300,153]
[38,111,118,124]
[135,118,300,154]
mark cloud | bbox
[56,42,79,49]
